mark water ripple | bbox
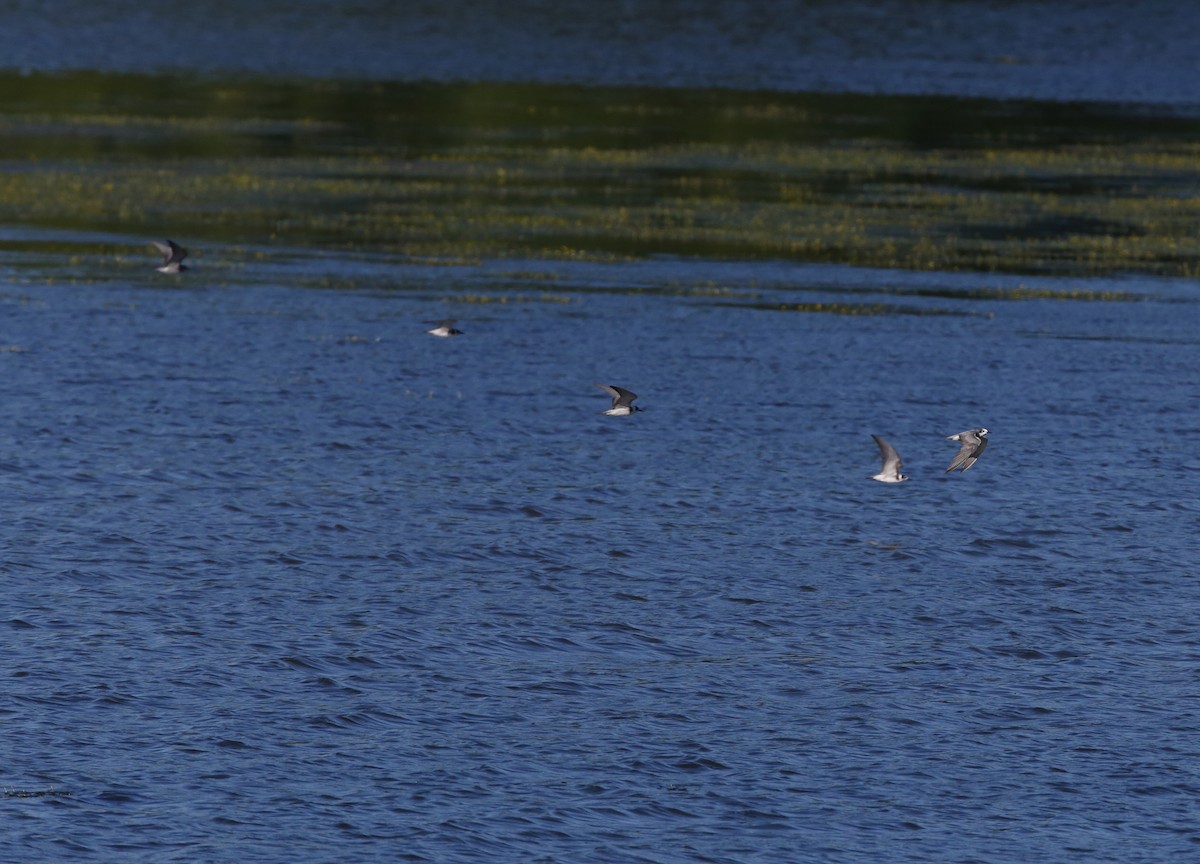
[2,259,1197,864]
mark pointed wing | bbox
[608,386,637,407]
[152,239,187,265]
[945,440,972,472]
[872,434,902,474]
[958,435,988,472]
[945,431,986,472]
[594,382,637,409]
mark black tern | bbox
[945,427,989,473]
[871,434,908,483]
[594,383,641,416]
[151,239,188,273]
[425,319,463,338]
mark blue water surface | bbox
[2,237,1198,862]
[3,0,1200,105]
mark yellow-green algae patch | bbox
[2,72,1200,280]
[726,301,984,318]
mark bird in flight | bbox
[870,434,908,483]
[425,319,463,338]
[151,239,188,273]
[945,427,989,473]
[594,383,641,416]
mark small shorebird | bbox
[594,383,641,416]
[945,427,989,473]
[870,434,908,483]
[151,239,188,273]
[425,319,463,338]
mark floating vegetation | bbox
[3,787,71,799]
[840,283,1148,303]
[453,293,576,305]
[670,283,759,298]
[2,72,1200,279]
[940,284,1145,302]
[1019,330,1200,346]
[722,301,980,317]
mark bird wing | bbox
[872,434,902,474]
[152,239,187,265]
[946,433,986,472]
[959,435,988,472]
[594,383,620,409]
[609,386,637,407]
[945,442,970,472]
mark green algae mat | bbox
[3,71,1200,278]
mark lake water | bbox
[3,4,1200,863]
[3,0,1200,105]
[4,248,1198,862]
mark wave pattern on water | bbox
[1,1,1199,105]
[1,257,1198,862]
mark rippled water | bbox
[3,240,1198,861]
[3,1,1200,104]
[4,2,1200,860]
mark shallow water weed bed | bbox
[3,72,1200,277]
